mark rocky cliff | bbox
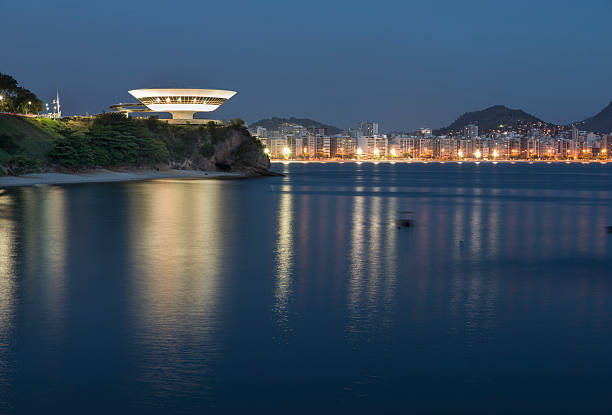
[178,128,273,176]
[211,129,272,176]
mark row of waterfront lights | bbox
[263,145,602,160]
[263,147,291,157]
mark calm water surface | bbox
[1,162,611,414]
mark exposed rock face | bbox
[210,129,273,176]
[162,128,275,176]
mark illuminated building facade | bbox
[127,88,236,122]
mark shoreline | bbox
[0,169,245,189]
[271,159,610,164]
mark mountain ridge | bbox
[250,117,343,135]
[434,105,550,135]
[577,101,612,133]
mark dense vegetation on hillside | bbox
[0,73,43,114]
[0,113,268,175]
[250,117,343,135]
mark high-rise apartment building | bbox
[463,123,478,138]
[571,126,579,141]
[357,121,379,137]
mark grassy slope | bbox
[0,115,60,162]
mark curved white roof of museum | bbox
[128,88,237,118]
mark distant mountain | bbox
[577,101,612,134]
[249,117,343,135]
[434,105,550,135]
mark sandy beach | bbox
[0,169,245,188]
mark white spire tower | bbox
[55,90,61,118]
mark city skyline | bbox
[3,0,612,131]
[254,118,611,160]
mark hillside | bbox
[578,101,612,134]
[0,114,271,176]
[435,105,550,135]
[250,117,343,135]
[0,116,60,163]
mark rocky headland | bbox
[0,113,276,184]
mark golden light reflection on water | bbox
[348,193,365,335]
[127,181,225,391]
[382,196,398,328]
[366,196,382,312]
[347,192,398,337]
[469,200,482,261]
[0,187,67,339]
[0,192,16,341]
[274,184,294,333]
[488,198,500,257]
[21,187,67,322]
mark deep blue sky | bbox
[2,0,611,131]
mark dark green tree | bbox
[0,73,43,113]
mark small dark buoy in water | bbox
[398,211,413,228]
[607,226,612,234]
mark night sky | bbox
[2,0,611,131]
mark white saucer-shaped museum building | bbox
[128,88,237,122]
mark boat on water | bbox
[398,211,413,228]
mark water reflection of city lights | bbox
[274,185,294,330]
